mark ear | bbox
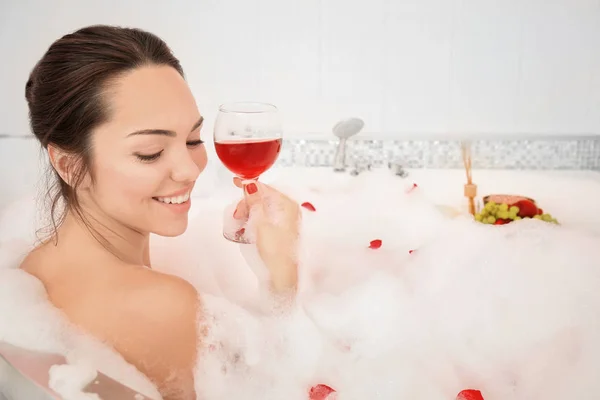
[47,144,77,186]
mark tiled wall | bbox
[2,0,600,209]
[279,136,600,170]
[1,0,600,137]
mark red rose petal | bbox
[409,249,416,254]
[456,389,484,400]
[369,239,382,249]
[302,202,317,211]
[309,384,336,400]
[406,183,418,193]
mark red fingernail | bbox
[246,183,257,194]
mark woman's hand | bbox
[232,178,300,293]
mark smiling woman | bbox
[13,24,301,400]
[19,26,208,399]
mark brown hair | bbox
[25,25,184,243]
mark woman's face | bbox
[86,65,207,237]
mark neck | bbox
[56,206,151,267]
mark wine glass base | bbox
[223,229,253,244]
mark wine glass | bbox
[214,102,283,243]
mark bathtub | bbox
[2,138,600,398]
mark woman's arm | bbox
[232,179,300,294]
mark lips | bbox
[153,191,191,205]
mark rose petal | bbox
[409,249,416,254]
[369,239,382,249]
[309,384,336,400]
[456,389,484,400]
[301,202,317,211]
[406,183,418,193]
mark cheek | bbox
[193,146,208,173]
[94,161,165,204]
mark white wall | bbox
[1,0,599,208]
[1,0,599,138]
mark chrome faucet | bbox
[332,118,364,172]
[388,161,409,177]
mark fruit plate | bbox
[482,194,536,206]
[476,194,558,225]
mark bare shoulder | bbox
[21,249,201,398]
[103,267,201,397]
[119,267,201,325]
[63,263,200,398]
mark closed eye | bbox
[186,139,204,147]
[136,150,163,162]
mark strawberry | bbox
[494,219,508,225]
[301,202,317,212]
[514,199,538,218]
[309,384,336,400]
[369,239,382,249]
[456,389,484,400]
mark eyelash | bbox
[136,139,204,163]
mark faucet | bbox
[388,161,409,177]
[332,118,365,172]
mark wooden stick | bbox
[461,141,477,215]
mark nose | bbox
[170,150,201,183]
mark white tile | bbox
[0,138,45,210]
[255,0,321,135]
[382,0,457,135]
[448,0,524,134]
[183,0,262,105]
[514,0,600,134]
[319,0,387,135]
[585,1,600,134]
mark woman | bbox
[20,25,300,399]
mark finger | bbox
[260,183,299,215]
[233,198,248,220]
[233,177,243,188]
[243,181,263,209]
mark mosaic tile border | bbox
[2,133,599,170]
[276,137,600,170]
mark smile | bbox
[153,191,191,204]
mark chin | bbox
[152,219,189,237]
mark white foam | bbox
[2,170,600,399]
[182,174,600,400]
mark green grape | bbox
[480,210,488,217]
[514,216,522,220]
[498,210,510,220]
[551,218,559,224]
[541,214,552,222]
[498,203,509,212]
[485,201,496,211]
[509,206,520,214]
[533,215,542,220]
[487,216,496,224]
[508,210,518,220]
[475,213,483,222]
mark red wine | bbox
[215,138,282,179]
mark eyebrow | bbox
[127,116,204,137]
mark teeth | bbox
[156,191,190,204]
